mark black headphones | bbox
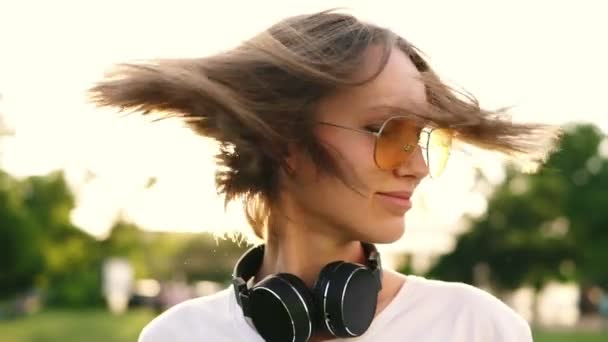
[232,242,383,342]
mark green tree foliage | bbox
[0,168,103,307]
[101,221,147,275]
[22,171,104,307]
[0,112,42,300]
[0,171,44,300]
[172,234,249,283]
[1,165,249,306]
[101,220,183,280]
[21,172,75,233]
[426,124,608,291]
[102,221,249,284]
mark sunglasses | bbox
[317,116,454,178]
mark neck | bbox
[255,203,366,288]
[250,197,406,342]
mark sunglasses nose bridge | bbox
[400,132,428,152]
[391,133,434,176]
[402,143,416,152]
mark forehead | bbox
[316,46,427,122]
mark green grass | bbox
[534,329,608,342]
[0,309,156,342]
[0,309,607,341]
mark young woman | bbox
[90,9,557,342]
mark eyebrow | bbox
[363,104,428,123]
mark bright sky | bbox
[1,1,607,255]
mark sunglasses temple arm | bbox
[318,122,377,137]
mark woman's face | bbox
[284,46,429,244]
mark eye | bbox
[364,119,388,133]
[364,125,382,133]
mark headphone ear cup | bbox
[313,262,379,338]
[275,273,318,324]
[248,273,316,342]
[312,261,344,334]
[313,261,343,299]
[313,261,343,297]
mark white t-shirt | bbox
[139,275,532,341]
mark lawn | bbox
[0,309,606,341]
[533,329,608,342]
[0,309,156,342]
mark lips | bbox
[376,191,412,200]
[375,191,413,214]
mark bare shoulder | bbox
[138,288,234,342]
[411,276,533,341]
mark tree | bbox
[426,124,608,292]
[20,171,104,307]
[0,110,44,301]
[0,170,44,300]
[171,234,249,283]
[21,171,76,237]
[101,220,250,284]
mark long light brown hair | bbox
[88,9,559,240]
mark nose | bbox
[393,146,429,179]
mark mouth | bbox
[375,191,413,213]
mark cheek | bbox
[317,130,377,174]
[331,138,379,192]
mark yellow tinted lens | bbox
[427,128,453,177]
[375,118,420,170]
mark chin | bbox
[363,217,405,244]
